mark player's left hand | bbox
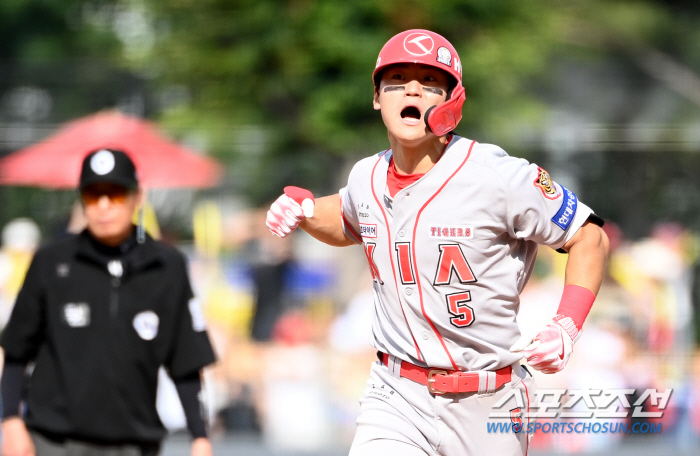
[510,318,576,374]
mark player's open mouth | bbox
[400,106,422,125]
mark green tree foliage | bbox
[134,0,687,203]
[0,1,130,232]
[2,0,697,207]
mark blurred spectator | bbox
[328,276,374,355]
[244,209,296,343]
[0,218,41,328]
[610,223,697,360]
[260,319,333,452]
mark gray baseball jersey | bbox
[339,135,593,372]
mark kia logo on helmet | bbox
[403,33,434,56]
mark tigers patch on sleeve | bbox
[533,167,561,200]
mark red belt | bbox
[380,352,511,395]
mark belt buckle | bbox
[427,369,449,395]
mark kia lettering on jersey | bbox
[551,187,578,230]
[392,242,477,287]
[364,242,384,284]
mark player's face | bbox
[374,63,451,142]
[81,183,142,247]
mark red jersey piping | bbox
[371,149,422,362]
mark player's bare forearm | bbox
[299,194,354,247]
[561,221,610,294]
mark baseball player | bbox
[266,29,609,456]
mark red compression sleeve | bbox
[555,284,596,334]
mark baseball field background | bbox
[2,1,700,454]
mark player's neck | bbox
[389,134,448,175]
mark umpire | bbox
[0,149,217,456]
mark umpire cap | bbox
[79,149,139,190]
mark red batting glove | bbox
[510,315,579,374]
[266,186,315,238]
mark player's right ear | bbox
[373,87,381,110]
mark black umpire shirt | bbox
[0,228,216,445]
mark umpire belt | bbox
[379,352,511,395]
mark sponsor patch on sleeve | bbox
[551,187,578,230]
[360,223,377,238]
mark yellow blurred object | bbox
[205,283,254,339]
[132,201,161,240]
[1,250,33,298]
[609,252,644,294]
[681,231,700,265]
[1,218,41,299]
[193,201,223,257]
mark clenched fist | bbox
[266,186,315,238]
[510,315,580,374]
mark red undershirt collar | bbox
[386,134,453,198]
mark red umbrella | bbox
[0,111,223,188]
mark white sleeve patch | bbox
[188,298,207,332]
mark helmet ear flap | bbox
[424,84,465,136]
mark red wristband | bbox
[556,284,596,332]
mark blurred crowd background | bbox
[2,1,700,454]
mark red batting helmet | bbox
[373,29,465,136]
